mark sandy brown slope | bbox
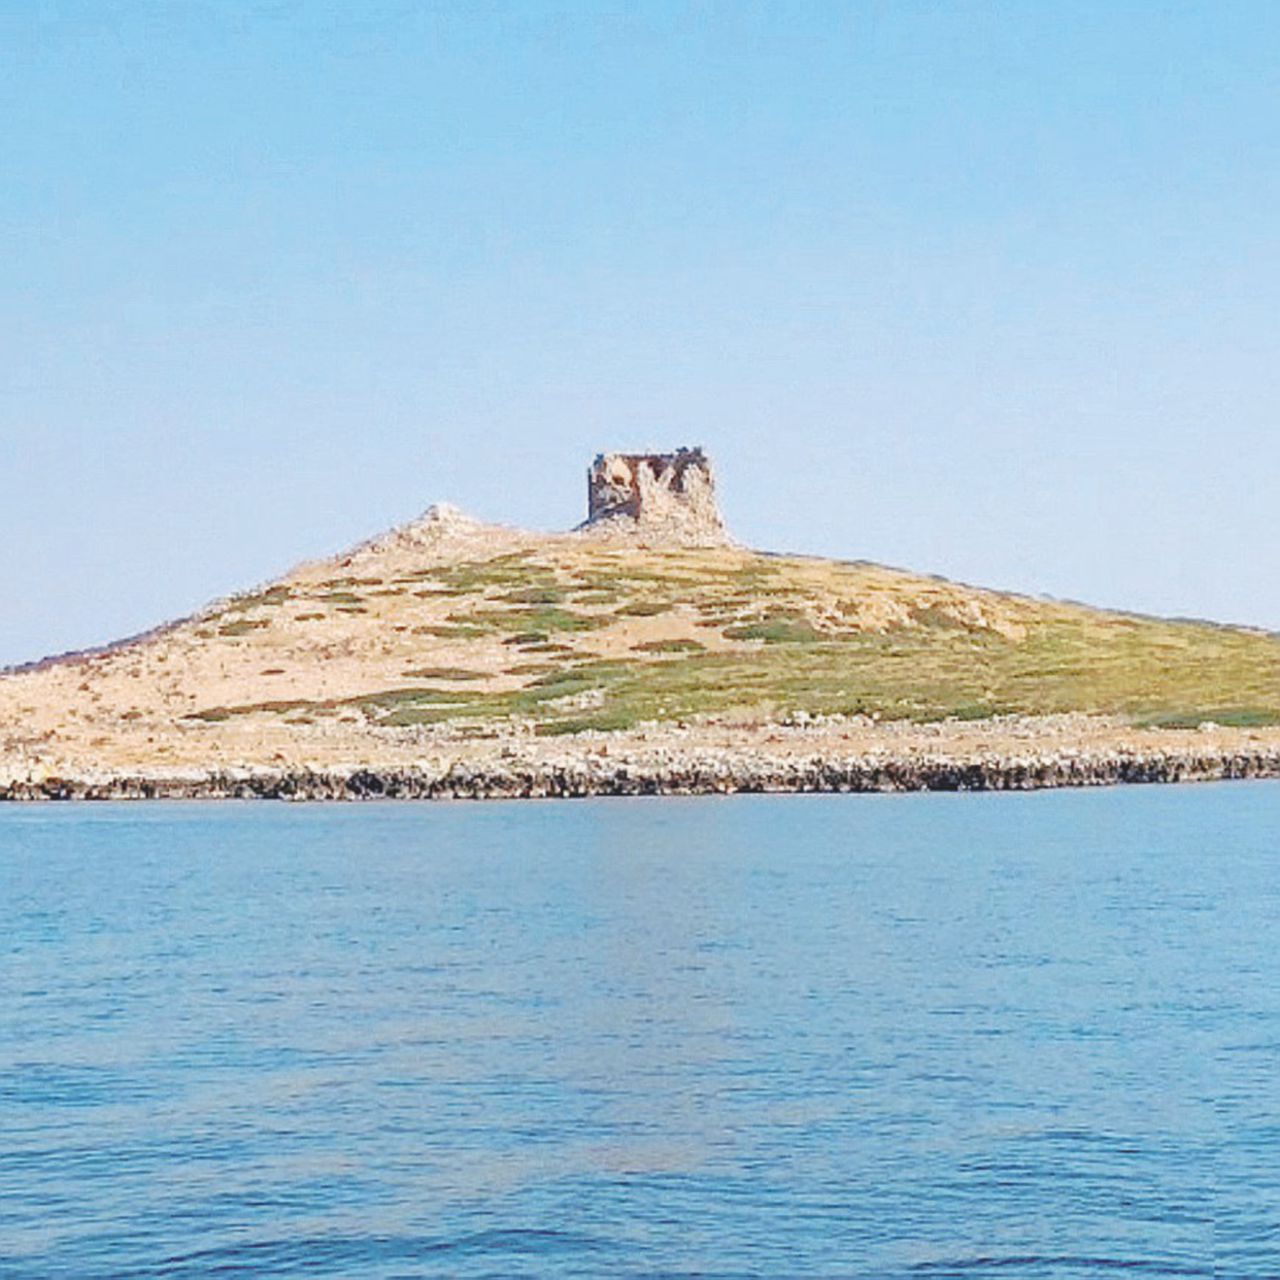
[3,505,1279,787]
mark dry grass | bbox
[175,541,1280,735]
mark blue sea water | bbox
[0,786,1276,1278]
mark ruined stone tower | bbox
[579,447,731,546]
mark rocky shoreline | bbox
[6,743,1280,801]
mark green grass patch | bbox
[632,638,706,654]
[535,709,643,736]
[187,698,316,722]
[229,585,291,610]
[1138,708,1280,730]
[348,686,481,709]
[614,600,674,617]
[414,623,490,640]
[723,613,825,644]
[420,554,560,595]
[467,606,606,633]
[497,586,567,605]
[402,666,486,681]
[567,588,621,605]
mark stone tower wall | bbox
[581,447,730,546]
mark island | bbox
[3,449,1278,799]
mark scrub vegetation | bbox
[186,543,1280,736]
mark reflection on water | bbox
[1,787,1276,1277]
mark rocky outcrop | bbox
[350,503,516,557]
[579,447,731,546]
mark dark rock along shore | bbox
[6,746,1280,801]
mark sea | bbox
[1,785,1276,1278]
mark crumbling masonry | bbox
[580,447,731,546]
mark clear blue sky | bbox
[3,2,1277,666]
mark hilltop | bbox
[3,450,1279,798]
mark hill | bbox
[3,452,1279,796]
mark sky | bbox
[2,1,1277,666]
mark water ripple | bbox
[1,787,1277,1276]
